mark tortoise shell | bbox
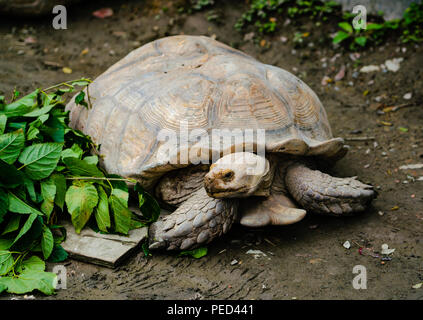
[66,35,345,188]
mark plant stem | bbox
[43,78,92,92]
[66,176,136,183]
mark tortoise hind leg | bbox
[149,188,238,251]
[239,193,306,227]
[285,163,375,215]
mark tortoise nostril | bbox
[205,175,213,184]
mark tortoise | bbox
[0,0,79,16]
[66,35,375,251]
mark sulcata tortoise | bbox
[66,35,375,251]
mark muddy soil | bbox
[0,0,422,300]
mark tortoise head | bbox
[204,152,270,198]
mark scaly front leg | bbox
[149,188,238,250]
[285,163,375,215]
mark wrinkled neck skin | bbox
[250,154,276,197]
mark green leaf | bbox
[83,155,98,166]
[0,250,14,275]
[1,214,21,235]
[111,188,129,205]
[23,177,37,203]
[0,90,39,118]
[94,186,111,232]
[23,103,55,117]
[41,225,54,259]
[49,224,67,245]
[74,91,88,108]
[0,129,25,164]
[179,247,208,259]
[7,122,26,131]
[0,188,8,222]
[332,31,350,44]
[354,36,367,47]
[0,270,57,295]
[11,216,43,252]
[65,182,98,233]
[42,111,66,142]
[108,174,128,191]
[17,255,45,273]
[50,173,66,210]
[63,157,104,177]
[18,142,63,180]
[366,23,383,30]
[109,192,131,235]
[0,159,24,188]
[8,192,43,215]
[26,126,40,141]
[40,178,57,218]
[61,143,83,160]
[48,244,68,263]
[0,115,6,134]
[75,91,85,105]
[12,213,38,245]
[134,183,160,223]
[338,21,353,33]
[72,80,91,87]
[0,239,13,250]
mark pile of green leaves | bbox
[401,2,423,43]
[0,79,160,295]
[333,2,423,50]
[235,0,340,33]
[178,0,215,14]
[332,20,395,50]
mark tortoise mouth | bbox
[205,185,250,198]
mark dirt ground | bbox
[1,0,422,300]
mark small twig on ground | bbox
[344,136,375,141]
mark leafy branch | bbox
[0,79,160,296]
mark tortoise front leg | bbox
[239,193,306,227]
[149,188,238,250]
[285,163,375,215]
